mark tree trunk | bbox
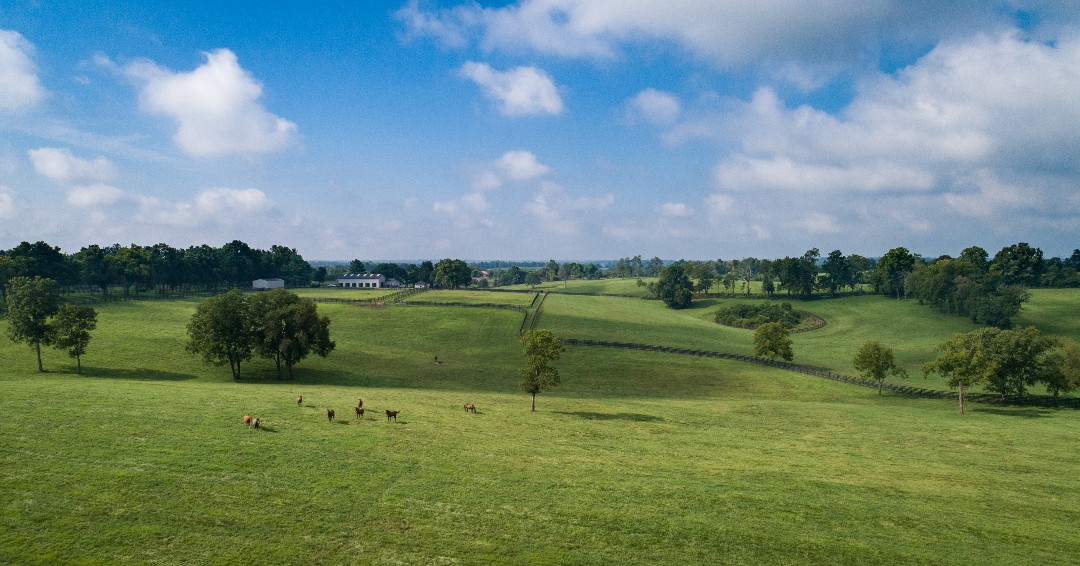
[878,379,883,396]
[958,384,965,415]
[76,355,82,374]
[531,392,536,412]
[35,341,43,372]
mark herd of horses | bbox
[244,396,477,430]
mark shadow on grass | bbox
[970,406,1057,419]
[80,366,197,381]
[555,411,663,422]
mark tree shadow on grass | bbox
[80,366,197,381]
[554,411,664,422]
[970,406,1056,419]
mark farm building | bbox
[252,278,285,290]
[337,273,402,289]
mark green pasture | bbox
[2,290,1080,564]
[503,277,656,297]
[400,289,539,307]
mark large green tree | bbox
[250,289,335,379]
[5,276,61,372]
[186,290,254,380]
[654,264,694,309]
[434,258,472,289]
[753,322,793,361]
[520,330,564,412]
[49,304,98,374]
[853,340,907,395]
[923,328,999,414]
[875,247,917,299]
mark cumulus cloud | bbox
[703,193,734,219]
[0,185,15,218]
[67,184,126,208]
[123,49,296,156]
[28,147,118,184]
[459,61,564,116]
[796,212,841,235]
[400,1,1019,72]
[0,30,46,112]
[628,88,681,125]
[496,150,552,180]
[135,187,271,226]
[659,202,693,217]
[524,181,613,235]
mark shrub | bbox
[715,302,802,329]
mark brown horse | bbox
[464,403,476,413]
[253,417,261,430]
[243,414,252,427]
[385,409,399,422]
[355,406,365,419]
[357,398,363,408]
[327,408,335,422]
[296,395,303,406]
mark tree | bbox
[923,328,999,414]
[49,304,98,374]
[1043,338,1080,402]
[348,259,366,273]
[875,247,916,299]
[654,264,693,309]
[520,330,564,412]
[753,322,793,361]
[434,258,471,289]
[186,290,254,380]
[250,289,335,379]
[853,340,907,395]
[5,276,60,371]
[989,242,1044,286]
[821,250,851,295]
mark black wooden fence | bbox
[561,338,1080,408]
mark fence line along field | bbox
[1,289,1079,564]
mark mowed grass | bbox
[2,292,1080,564]
[503,277,657,297]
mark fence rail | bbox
[561,338,1080,408]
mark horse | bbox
[243,415,252,427]
[464,403,476,413]
[385,409,399,422]
[327,408,335,422]
[355,406,365,419]
[357,398,363,408]
[253,417,261,430]
[296,395,303,406]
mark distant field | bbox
[402,289,539,307]
[2,289,1079,564]
[502,277,657,297]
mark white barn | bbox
[252,278,285,290]
[337,273,400,288]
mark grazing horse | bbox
[385,409,399,422]
[464,403,476,413]
[327,408,335,422]
[243,415,252,427]
[296,395,303,406]
[253,417,261,430]
[355,406,365,419]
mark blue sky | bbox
[2,1,1080,261]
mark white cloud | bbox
[0,30,46,112]
[124,49,297,156]
[459,61,564,116]
[628,88,681,125]
[703,193,734,219]
[28,147,118,184]
[796,212,841,235]
[524,181,613,235]
[0,185,15,218]
[496,150,552,180]
[659,202,693,217]
[135,187,271,226]
[67,184,125,208]
[402,1,1020,71]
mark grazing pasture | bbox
[1,289,1079,564]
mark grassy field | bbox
[2,290,1079,564]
